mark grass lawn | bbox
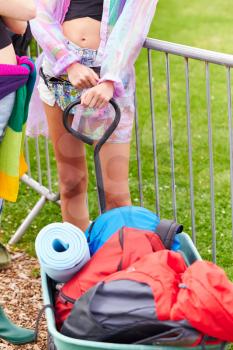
[1,0,233,282]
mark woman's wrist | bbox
[102,80,114,86]
[66,61,81,74]
[53,51,80,76]
[99,80,114,90]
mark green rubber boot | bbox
[0,307,35,344]
[0,242,11,269]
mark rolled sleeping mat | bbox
[35,222,90,282]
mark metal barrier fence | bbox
[9,38,233,269]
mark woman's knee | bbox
[105,191,131,210]
[58,163,88,198]
[99,143,131,210]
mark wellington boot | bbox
[0,242,11,269]
[0,307,35,344]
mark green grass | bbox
[1,0,233,283]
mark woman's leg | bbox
[98,143,131,210]
[0,92,15,142]
[43,103,89,231]
[0,92,16,220]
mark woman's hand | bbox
[81,81,114,109]
[67,62,99,89]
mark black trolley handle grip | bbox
[63,98,121,213]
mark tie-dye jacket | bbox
[27,0,158,136]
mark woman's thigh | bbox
[43,102,88,193]
[98,142,131,210]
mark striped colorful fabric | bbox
[0,57,36,202]
[108,0,126,26]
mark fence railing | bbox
[9,38,233,271]
[137,38,233,264]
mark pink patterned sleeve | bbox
[30,0,80,75]
[99,0,159,97]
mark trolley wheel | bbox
[47,332,57,350]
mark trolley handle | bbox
[63,98,120,146]
[63,98,121,214]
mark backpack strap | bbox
[117,227,124,271]
[155,219,183,249]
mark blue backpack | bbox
[85,206,181,255]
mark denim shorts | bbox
[39,41,98,113]
[38,41,135,143]
[0,92,15,143]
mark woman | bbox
[28,0,158,231]
[0,0,36,140]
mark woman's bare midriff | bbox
[62,17,101,50]
[0,44,17,65]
